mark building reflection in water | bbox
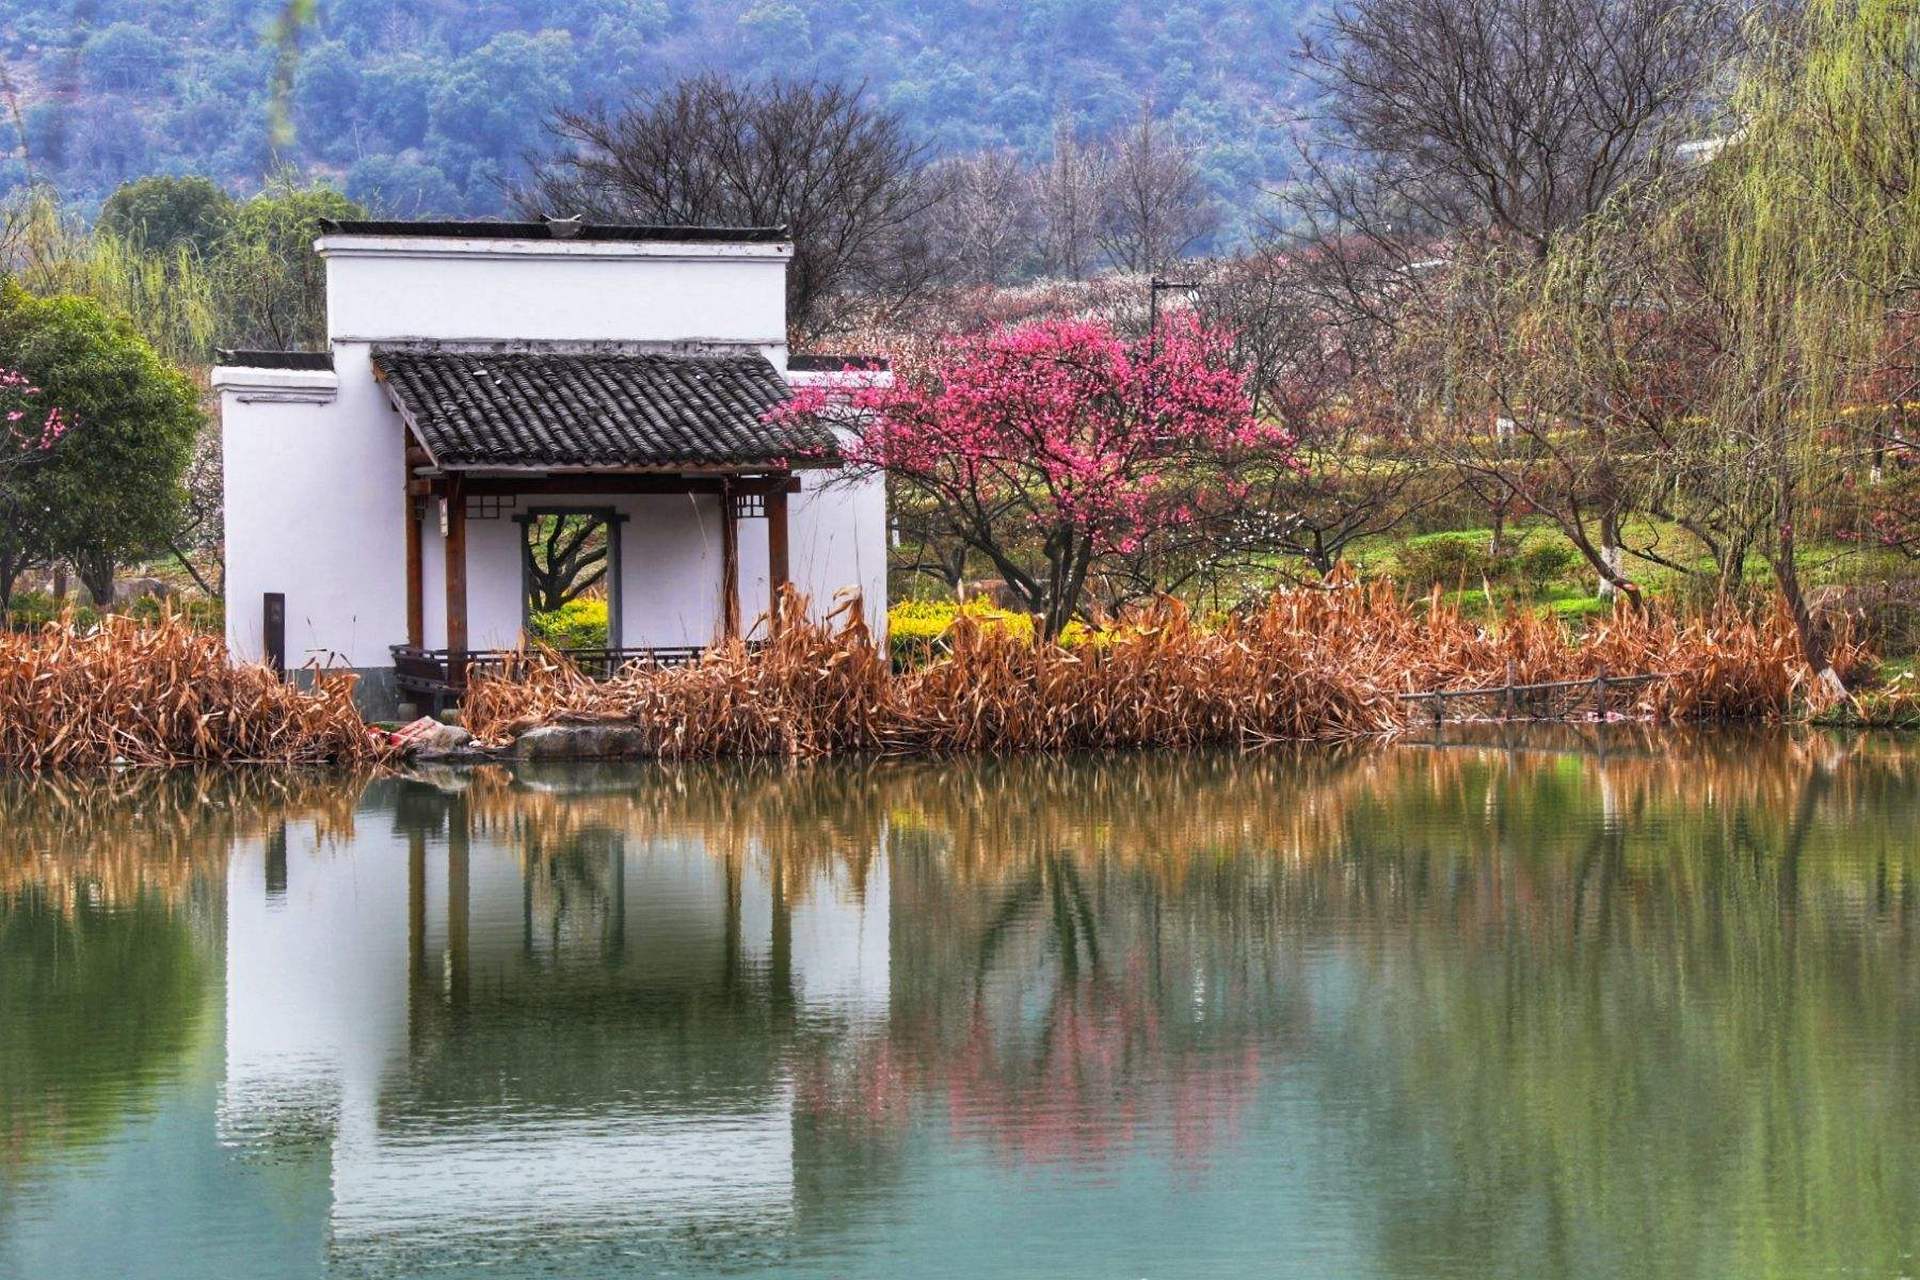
[216,767,890,1267]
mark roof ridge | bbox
[321,219,789,245]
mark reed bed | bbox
[463,585,1866,758]
[0,613,389,769]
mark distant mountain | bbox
[0,1,1314,247]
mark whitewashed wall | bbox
[321,234,790,348]
[218,361,406,669]
[786,365,892,632]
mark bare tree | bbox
[925,149,1040,287]
[1409,237,1655,604]
[1036,124,1108,281]
[1200,251,1442,577]
[1283,0,1734,585]
[1295,0,1731,261]
[1095,111,1219,275]
[166,414,225,597]
[1281,0,1732,347]
[517,75,943,341]
[523,514,610,613]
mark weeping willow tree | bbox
[1443,0,1920,687]
[1674,0,1920,693]
[0,189,220,369]
[1422,228,1680,608]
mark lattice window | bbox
[467,495,517,520]
[730,492,767,519]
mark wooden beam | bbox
[444,474,469,685]
[450,473,798,497]
[405,497,424,647]
[720,481,741,641]
[766,487,789,634]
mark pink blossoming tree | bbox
[778,315,1296,638]
[0,365,73,613]
[0,366,69,473]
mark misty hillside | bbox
[0,0,1313,242]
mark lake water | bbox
[3,728,1918,1279]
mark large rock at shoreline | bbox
[512,723,651,761]
[390,718,474,758]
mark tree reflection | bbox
[0,890,209,1191]
[0,770,364,1189]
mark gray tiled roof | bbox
[372,348,835,470]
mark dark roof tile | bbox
[216,349,334,370]
[372,348,835,470]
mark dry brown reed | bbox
[0,612,390,769]
[463,584,1867,757]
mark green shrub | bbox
[2,590,222,634]
[528,597,610,649]
[121,593,223,633]
[1395,532,1505,590]
[1512,540,1579,592]
[2,591,99,633]
[888,599,962,665]
[1546,594,1613,622]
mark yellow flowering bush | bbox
[528,597,610,649]
[888,598,1109,665]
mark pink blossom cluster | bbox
[0,366,70,455]
[776,315,1293,553]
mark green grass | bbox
[1333,514,1920,648]
[1350,514,1909,595]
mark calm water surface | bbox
[3,728,1919,1279]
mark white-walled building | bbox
[212,218,888,710]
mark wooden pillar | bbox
[720,481,741,641]
[607,513,626,652]
[766,485,790,634]
[404,426,424,649]
[444,474,468,684]
[405,496,424,648]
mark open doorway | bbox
[516,507,625,651]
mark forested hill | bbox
[0,0,1311,241]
